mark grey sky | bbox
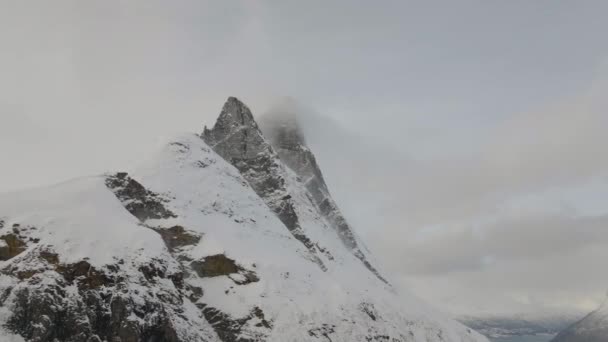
[1,1,607,317]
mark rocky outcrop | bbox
[0,232,27,261]
[199,305,272,342]
[151,225,201,252]
[191,254,259,285]
[105,170,268,342]
[202,97,327,271]
[0,240,189,342]
[105,172,176,221]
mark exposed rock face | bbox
[552,302,608,342]
[105,172,176,221]
[199,305,272,342]
[151,225,201,252]
[259,106,387,283]
[191,254,259,285]
[202,97,327,271]
[0,232,27,261]
[0,239,188,342]
[192,254,240,277]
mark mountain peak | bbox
[0,98,489,341]
[203,97,259,141]
[223,96,252,119]
[202,97,329,271]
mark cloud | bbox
[1,0,608,318]
[290,72,608,316]
[392,213,608,276]
[305,72,608,228]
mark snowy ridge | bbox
[0,176,216,341]
[0,97,488,342]
[551,298,608,342]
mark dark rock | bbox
[202,97,326,271]
[250,307,272,329]
[191,254,239,277]
[187,285,204,302]
[199,304,271,342]
[308,324,336,340]
[105,172,176,222]
[3,259,185,342]
[57,260,114,290]
[190,254,260,287]
[232,270,260,286]
[6,285,93,342]
[0,233,27,261]
[360,302,379,321]
[39,250,60,264]
[151,225,201,252]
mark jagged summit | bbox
[207,97,256,127]
[204,97,386,283]
[202,97,329,272]
[202,97,264,157]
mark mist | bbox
[1,0,608,320]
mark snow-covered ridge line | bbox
[203,96,386,282]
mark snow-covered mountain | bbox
[0,97,488,342]
[551,299,608,342]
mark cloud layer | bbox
[297,76,608,315]
[2,1,608,317]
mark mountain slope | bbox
[552,300,608,342]
[0,97,488,342]
[258,102,387,283]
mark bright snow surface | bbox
[0,133,488,342]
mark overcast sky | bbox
[1,1,608,317]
